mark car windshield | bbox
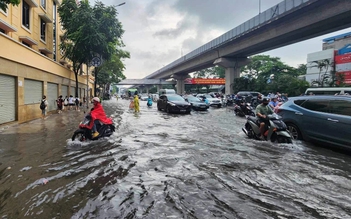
[186,96,201,102]
[167,95,185,101]
[201,94,212,98]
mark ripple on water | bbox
[2,99,351,218]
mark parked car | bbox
[184,95,209,111]
[157,94,191,114]
[277,95,351,149]
[196,94,222,107]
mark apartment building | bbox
[0,0,94,125]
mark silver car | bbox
[277,95,351,149]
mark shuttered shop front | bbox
[0,74,16,124]
[62,85,68,98]
[24,79,43,104]
[48,83,58,111]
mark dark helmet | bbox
[262,98,269,103]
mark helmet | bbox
[92,97,100,102]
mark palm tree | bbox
[309,59,333,87]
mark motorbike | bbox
[234,101,255,117]
[242,113,292,143]
[71,113,115,141]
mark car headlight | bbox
[169,102,176,106]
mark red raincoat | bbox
[86,103,113,129]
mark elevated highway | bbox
[140,0,351,94]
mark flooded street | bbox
[1,98,351,219]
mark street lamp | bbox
[259,0,261,14]
[115,2,126,7]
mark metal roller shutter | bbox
[24,79,43,104]
[62,85,68,98]
[71,86,76,97]
[0,74,16,124]
[47,83,58,112]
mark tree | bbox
[0,0,19,12]
[94,50,130,96]
[309,59,333,87]
[58,0,126,97]
[236,55,310,96]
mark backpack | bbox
[40,100,46,110]
[75,98,79,105]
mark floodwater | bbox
[1,98,351,219]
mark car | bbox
[236,91,263,108]
[196,94,222,107]
[276,95,351,149]
[157,94,191,114]
[184,95,209,111]
[139,94,149,101]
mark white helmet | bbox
[92,97,100,102]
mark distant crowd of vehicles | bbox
[118,87,351,149]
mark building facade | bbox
[0,0,93,125]
[305,32,351,86]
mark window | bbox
[40,18,46,41]
[22,0,30,29]
[0,28,5,34]
[329,100,351,116]
[41,0,46,9]
[293,99,306,106]
[301,99,330,113]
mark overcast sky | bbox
[101,0,351,79]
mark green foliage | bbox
[0,0,19,12]
[309,59,333,87]
[193,66,225,78]
[94,50,129,96]
[58,0,127,97]
[234,55,309,97]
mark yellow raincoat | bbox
[134,95,140,112]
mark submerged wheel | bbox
[157,104,161,111]
[72,129,87,141]
[286,123,302,140]
[277,136,292,144]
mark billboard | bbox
[184,78,225,85]
[335,53,351,64]
[337,71,351,84]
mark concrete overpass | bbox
[138,0,351,94]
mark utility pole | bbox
[259,0,261,14]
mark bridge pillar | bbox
[174,74,188,95]
[145,86,149,94]
[157,84,162,93]
[213,57,250,95]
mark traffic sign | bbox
[91,56,102,67]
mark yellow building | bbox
[0,0,93,125]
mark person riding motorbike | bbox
[89,97,113,138]
[255,98,274,140]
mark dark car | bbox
[184,95,209,111]
[157,94,191,114]
[237,91,262,107]
[277,95,351,149]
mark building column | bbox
[145,86,149,94]
[174,74,188,95]
[157,84,162,94]
[213,57,250,95]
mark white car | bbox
[196,94,222,108]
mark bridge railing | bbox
[146,0,311,79]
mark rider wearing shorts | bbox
[255,98,274,140]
